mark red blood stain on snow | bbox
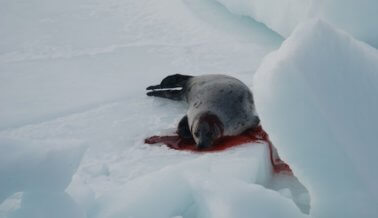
[145,125,292,175]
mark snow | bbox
[212,0,310,38]
[1,0,377,217]
[253,19,378,218]
[0,137,86,218]
[1,0,307,217]
[91,148,306,218]
[212,0,378,47]
[0,0,282,130]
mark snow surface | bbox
[254,19,378,218]
[1,0,377,217]
[0,0,282,130]
[213,0,378,47]
[0,137,86,218]
[0,0,309,217]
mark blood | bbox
[145,125,292,175]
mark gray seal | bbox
[146,74,260,149]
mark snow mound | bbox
[212,0,310,38]
[0,138,86,218]
[253,19,378,218]
[89,145,307,218]
[213,0,378,47]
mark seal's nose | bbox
[196,139,212,150]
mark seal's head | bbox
[191,112,223,150]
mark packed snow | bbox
[0,137,86,218]
[0,0,282,130]
[1,0,377,217]
[213,0,378,47]
[254,19,378,218]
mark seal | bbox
[146,74,260,149]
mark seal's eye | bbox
[194,131,199,138]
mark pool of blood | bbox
[145,125,292,174]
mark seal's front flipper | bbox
[145,115,194,149]
[177,115,192,139]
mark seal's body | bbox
[185,75,259,136]
[146,74,259,149]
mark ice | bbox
[3,0,376,217]
[0,138,85,200]
[253,19,378,218]
[0,137,86,218]
[212,0,310,38]
[0,0,282,130]
[1,0,305,217]
[213,0,378,47]
[0,98,309,217]
[7,192,85,218]
[89,147,306,218]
